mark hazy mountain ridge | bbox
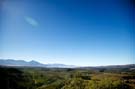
[0,59,75,68]
[0,59,135,68]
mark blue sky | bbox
[0,0,134,66]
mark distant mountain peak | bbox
[29,60,39,63]
[29,60,43,66]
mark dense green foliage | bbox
[0,67,135,89]
[0,67,35,89]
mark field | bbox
[0,66,135,89]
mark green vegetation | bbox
[0,67,135,89]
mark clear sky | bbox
[0,0,134,66]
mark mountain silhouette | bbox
[0,59,75,68]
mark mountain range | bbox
[0,59,135,69]
[0,59,75,68]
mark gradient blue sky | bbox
[0,0,134,66]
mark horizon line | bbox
[0,58,134,67]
